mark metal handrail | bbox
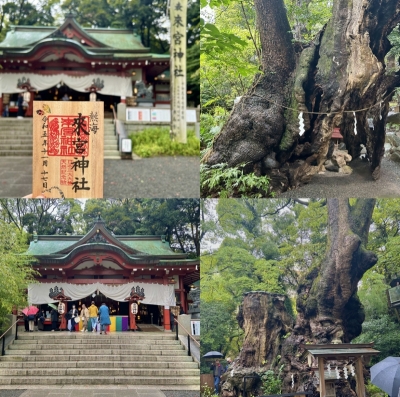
[0,318,19,356]
[173,318,200,347]
[110,103,128,152]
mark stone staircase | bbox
[0,330,200,387]
[104,119,120,159]
[0,118,33,156]
[0,118,120,159]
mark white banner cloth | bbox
[0,73,132,97]
[28,281,174,306]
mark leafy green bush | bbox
[365,380,388,397]
[260,367,283,395]
[353,314,400,364]
[200,107,229,151]
[129,127,199,157]
[201,163,272,198]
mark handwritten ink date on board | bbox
[33,101,104,198]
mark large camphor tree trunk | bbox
[221,199,378,397]
[204,0,400,193]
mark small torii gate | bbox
[301,343,380,397]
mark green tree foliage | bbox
[353,315,400,364]
[0,199,83,235]
[0,220,36,328]
[201,199,328,359]
[83,199,200,256]
[358,270,389,320]
[200,300,240,368]
[0,0,57,39]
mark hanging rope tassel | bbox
[343,365,348,379]
[353,112,357,136]
[299,112,305,136]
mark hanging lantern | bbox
[299,112,305,136]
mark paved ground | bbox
[0,390,200,396]
[0,157,200,198]
[278,157,400,198]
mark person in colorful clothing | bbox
[88,301,98,332]
[98,303,111,335]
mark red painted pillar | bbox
[25,91,34,117]
[163,307,171,331]
[179,276,186,313]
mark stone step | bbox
[0,135,32,144]
[5,349,187,356]
[17,333,176,340]
[14,338,180,345]
[0,361,198,369]
[9,343,181,350]
[0,129,34,134]
[0,150,32,156]
[0,375,200,386]
[0,368,199,377]
[0,144,33,150]
[0,354,193,363]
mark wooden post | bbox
[355,357,366,397]
[170,0,187,143]
[33,101,104,198]
[318,357,326,397]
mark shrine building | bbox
[0,13,170,117]
[26,216,199,332]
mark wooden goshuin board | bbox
[33,101,104,198]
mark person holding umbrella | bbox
[22,305,39,332]
[371,356,400,396]
[210,359,225,395]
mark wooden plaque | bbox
[33,101,104,198]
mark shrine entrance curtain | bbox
[28,281,175,307]
[0,73,133,97]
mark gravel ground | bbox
[103,157,200,198]
[0,156,200,198]
[162,392,200,397]
[278,157,400,198]
[0,391,26,397]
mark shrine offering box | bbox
[33,101,104,198]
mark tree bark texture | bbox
[220,199,377,397]
[220,292,294,397]
[204,0,400,194]
[281,199,377,394]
